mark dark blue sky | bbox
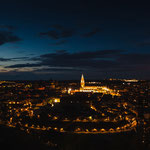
[0,0,150,80]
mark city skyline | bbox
[0,0,150,80]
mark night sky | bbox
[0,0,150,80]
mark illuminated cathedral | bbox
[68,74,120,96]
[80,74,109,93]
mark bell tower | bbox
[80,74,85,88]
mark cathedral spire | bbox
[81,74,85,88]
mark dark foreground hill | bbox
[0,124,148,150]
[0,125,57,150]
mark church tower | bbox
[81,74,85,88]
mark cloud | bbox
[0,31,21,45]
[40,49,123,61]
[39,30,59,39]
[5,63,42,68]
[0,56,30,62]
[0,57,11,61]
[40,25,101,41]
[55,49,67,53]
[39,24,75,40]
[6,49,124,69]
[82,28,101,37]
[0,25,16,30]
[4,49,150,79]
[39,29,74,39]
[117,53,150,64]
[61,29,74,38]
[51,40,67,45]
[11,57,30,60]
[136,40,150,47]
[33,67,83,72]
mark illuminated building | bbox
[69,74,120,96]
[48,98,60,104]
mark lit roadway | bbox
[1,102,138,135]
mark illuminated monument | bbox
[68,74,120,96]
